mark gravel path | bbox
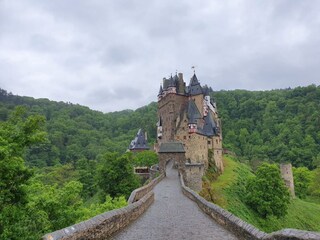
[112,161,238,240]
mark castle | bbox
[156,72,223,191]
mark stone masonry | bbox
[280,163,295,197]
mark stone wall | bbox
[179,173,320,240]
[184,163,204,192]
[128,173,165,203]
[42,174,164,240]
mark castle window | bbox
[208,141,211,144]
[216,139,218,144]
[184,136,186,140]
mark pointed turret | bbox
[189,73,199,86]
[188,73,202,95]
[129,129,150,151]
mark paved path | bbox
[113,161,238,240]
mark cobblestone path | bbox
[113,161,238,240]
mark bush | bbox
[245,163,290,218]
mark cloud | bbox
[0,0,320,112]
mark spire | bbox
[190,73,199,86]
[188,73,202,95]
[128,129,150,151]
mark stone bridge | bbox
[113,160,237,240]
[43,161,320,240]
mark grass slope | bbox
[202,156,320,233]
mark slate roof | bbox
[188,74,203,95]
[158,142,185,153]
[187,99,201,124]
[129,129,150,150]
[202,85,209,96]
[202,113,218,136]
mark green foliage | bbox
[207,156,320,233]
[293,167,312,199]
[97,152,140,199]
[26,179,84,230]
[0,204,50,240]
[245,163,290,218]
[0,107,46,209]
[309,168,320,197]
[0,106,133,239]
[1,88,158,168]
[132,150,158,167]
[78,195,127,222]
[214,85,320,169]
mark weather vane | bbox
[191,66,196,73]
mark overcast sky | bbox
[1,0,320,112]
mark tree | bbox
[0,107,46,210]
[97,152,140,199]
[0,107,47,238]
[245,163,290,218]
[132,150,158,167]
[309,168,320,197]
[293,167,312,199]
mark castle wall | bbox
[158,93,187,143]
[184,163,204,192]
[212,136,224,172]
[157,72,224,192]
[174,113,209,169]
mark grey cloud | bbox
[1,0,320,112]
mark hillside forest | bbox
[0,84,320,238]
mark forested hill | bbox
[1,84,320,169]
[214,84,320,169]
[0,88,157,167]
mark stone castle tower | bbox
[280,163,295,197]
[156,72,223,191]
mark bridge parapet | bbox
[128,173,164,203]
[179,173,320,240]
[43,173,164,240]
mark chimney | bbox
[178,73,185,94]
